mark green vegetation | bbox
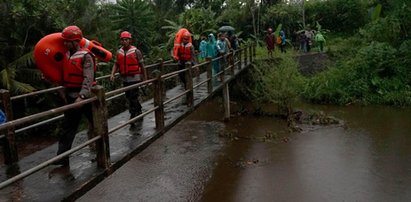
[1,0,410,107]
[301,0,411,106]
[252,0,411,107]
[249,53,305,115]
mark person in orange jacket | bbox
[54,25,96,166]
[110,31,145,128]
[175,32,197,89]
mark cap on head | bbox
[120,31,132,39]
[61,25,83,41]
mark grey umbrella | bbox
[218,26,235,32]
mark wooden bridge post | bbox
[244,46,248,66]
[185,62,194,107]
[157,58,166,98]
[0,89,18,164]
[153,70,164,129]
[91,85,110,169]
[223,83,230,121]
[206,57,213,94]
[238,49,242,70]
[157,58,164,76]
[229,52,235,75]
[221,55,225,82]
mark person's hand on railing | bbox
[75,96,83,104]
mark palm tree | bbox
[110,0,156,53]
[0,0,51,94]
[0,52,37,94]
[161,17,185,50]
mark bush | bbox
[248,53,305,114]
[359,16,402,46]
[303,41,411,106]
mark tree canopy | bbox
[0,0,410,105]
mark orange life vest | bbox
[63,48,96,88]
[173,28,192,60]
[116,46,142,76]
[178,43,192,61]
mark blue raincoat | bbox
[280,31,286,45]
[199,39,207,60]
[0,109,6,124]
[205,34,220,76]
[205,34,217,58]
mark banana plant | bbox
[110,0,156,52]
[370,4,382,21]
[0,51,37,94]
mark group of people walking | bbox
[53,26,145,166]
[198,31,239,82]
[297,28,326,53]
[52,25,238,167]
[265,27,327,56]
[265,28,287,57]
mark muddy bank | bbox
[297,52,330,76]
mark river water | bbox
[79,100,411,201]
[198,102,411,201]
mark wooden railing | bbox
[0,43,256,189]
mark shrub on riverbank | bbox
[252,36,411,107]
[247,52,305,115]
[302,38,411,106]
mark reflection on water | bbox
[198,102,411,202]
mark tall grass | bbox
[247,50,305,115]
[302,40,411,106]
[252,31,411,107]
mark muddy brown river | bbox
[79,100,411,202]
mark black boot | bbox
[51,157,69,167]
[129,113,136,127]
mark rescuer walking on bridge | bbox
[110,31,145,128]
[54,25,96,166]
[174,31,197,89]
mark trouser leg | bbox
[212,60,220,76]
[281,44,286,53]
[57,104,82,156]
[178,62,186,88]
[124,81,142,118]
[307,41,311,52]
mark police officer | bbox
[54,25,96,166]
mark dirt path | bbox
[297,52,330,76]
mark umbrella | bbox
[218,26,235,32]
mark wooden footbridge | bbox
[0,44,256,201]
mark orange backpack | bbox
[276,35,282,45]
